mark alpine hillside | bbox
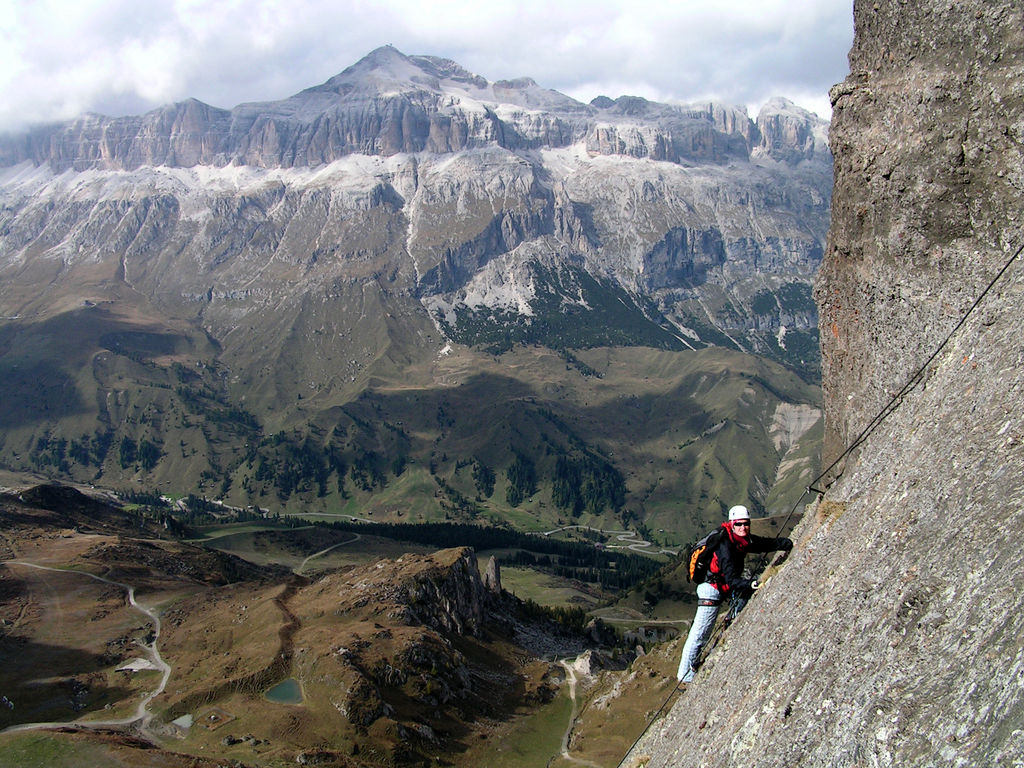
[0,483,601,766]
[0,46,828,538]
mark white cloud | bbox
[0,0,853,132]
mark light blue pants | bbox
[676,582,722,682]
[676,585,750,682]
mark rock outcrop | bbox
[482,555,502,594]
[388,548,487,635]
[288,545,583,760]
[643,2,1024,766]
[0,488,585,765]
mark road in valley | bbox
[0,561,171,739]
[296,532,362,574]
[540,525,678,556]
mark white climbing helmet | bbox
[728,505,750,521]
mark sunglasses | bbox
[732,521,751,527]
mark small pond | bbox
[264,677,303,704]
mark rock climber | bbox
[675,504,793,684]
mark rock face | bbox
[482,556,502,594]
[643,2,1024,766]
[818,3,1024,461]
[390,548,487,635]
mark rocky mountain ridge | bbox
[0,46,825,172]
[0,47,829,365]
[0,46,827,533]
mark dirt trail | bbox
[296,532,361,574]
[161,576,305,721]
[553,659,603,768]
[1,561,171,738]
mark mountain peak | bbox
[302,46,585,114]
[754,95,830,165]
[318,44,429,94]
[353,43,412,70]
[756,96,824,124]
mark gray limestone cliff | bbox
[483,556,502,594]
[0,46,830,384]
[0,46,817,173]
[643,1,1024,766]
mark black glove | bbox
[777,538,793,551]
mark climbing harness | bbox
[611,242,1023,768]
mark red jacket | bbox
[708,521,791,595]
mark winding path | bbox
[540,525,678,556]
[296,532,361,574]
[0,561,171,738]
[551,659,604,768]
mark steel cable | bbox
[614,241,1022,768]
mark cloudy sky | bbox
[0,0,854,133]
